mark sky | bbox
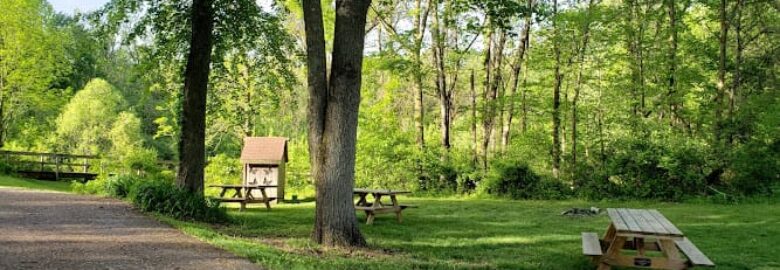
[49,0,110,15]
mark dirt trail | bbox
[0,187,261,270]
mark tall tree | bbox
[570,0,596,178]
[666,0,679,125]
[413,0,431,153]
[714,0,727,145]
[303,0,371,247]
[176,0,215,193]
[551,0,562,179]
[501,0,533,150]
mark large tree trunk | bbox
[176,0,215,194]
[303,0,370,248]
[551,0,562,179]
[501,1,533,150]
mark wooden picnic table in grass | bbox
[208,184,277,211]
[353,188,416,225]
[582,208,714,270]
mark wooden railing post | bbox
[54,154,60,181]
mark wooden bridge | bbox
[1,150,100,181]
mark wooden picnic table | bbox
[353,188,415,225]
[582,208,714,270]
[208,184,277,211]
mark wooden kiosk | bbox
[240,137,288,203]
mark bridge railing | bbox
[1,150,101,181]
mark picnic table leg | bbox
[372,194,383,208]
[602,224,616,249]
[219,188,228,198]
[366,211,375,225]
[598,235,626,270]
[390,195,402,223]
[356,193,368,206]
[232,187,242,198]
[239,201,246,212]
[658,239,687,270]
[260,188,271,210]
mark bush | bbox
[105,175,140,198]
[127,180,227,223]
[602,137,709,201]
[480,161,570,200]
[724,140,780,195]
[71,176,109,195]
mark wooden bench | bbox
[582,232,603,256]
[675,238,715,267]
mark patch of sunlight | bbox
[474,234,578,245]
[411,234,577,248]
[697,214,730,220]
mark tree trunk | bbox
[571,0,595,182]
[413,0,431,154]
[470,69,478,167]
[501,0,533,150]
[715,0,728,145]
[480,25,493,171]
[432,0,450,151]
[551,0,562,179]
[176,0,215,194]
[729,0,743,144]
[303,0,370,248]
[482,29,505,170]
[666,0,678,126]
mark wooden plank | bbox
[353,188,411,195]
[581,232,603,256]
[606,209,630,232]
[0,150,99,159]
[649,210,684,236]
[632,209,668,235]
[208,184,277,188]
[616,208,643,233]
[675,238,715,266]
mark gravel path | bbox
[0,187,261,270]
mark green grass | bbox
[162,198,780,270]
[0,174,73,192]
[3,175,778,269]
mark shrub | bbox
[603,137,708,201]
[127,180,227,223]
[71,176,109,195]
[480,161,570,200]
[105,175,140,198]
[0,160,15,174]
[724,140,779,195]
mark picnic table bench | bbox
[354,188,416,225]
[582,208,714,270]
[209,184,277,211]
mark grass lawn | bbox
[0,174,72,192]
[163,198,780,270]
[2,175,778,270]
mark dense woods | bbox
[1,0,778,207]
